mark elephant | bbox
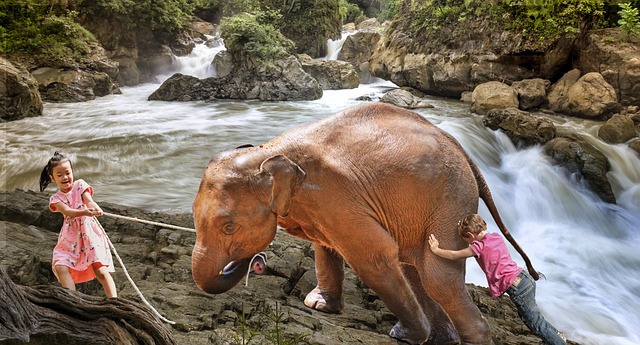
[191,102,538,344]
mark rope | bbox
[94,217,176,325]
[102,211,195,233]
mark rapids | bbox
[1,35,639,345]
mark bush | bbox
[618,2,640,37]
[0,0,95,62]
[220,12,295,67]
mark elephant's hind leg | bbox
[341,231,431,345]
[304,243,345,313]
[420,257,492,345]
[401,264,461,345]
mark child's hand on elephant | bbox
[429,234,440,252]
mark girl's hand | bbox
[428,234,440,252]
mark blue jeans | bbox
[506,271,565,345]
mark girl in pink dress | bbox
[39,152,117,298]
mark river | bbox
[1,37,639,345]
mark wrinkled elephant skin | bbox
[192,102,536,345]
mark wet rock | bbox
[149,54,322,102]
[483,107,556,146]
[598,114,637,144]
[379,88,434,109]
[564,72,618,119]
[471,81,519,114]
[543,135,616,204]
[0,57,43,121]
[297,54,359,90]
[547,69,582,114]
[338,31,381,84]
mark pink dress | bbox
[49,179,114,283]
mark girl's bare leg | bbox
[54,265,76,291]
[93,263,117,298]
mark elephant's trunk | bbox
[192,244,267,294]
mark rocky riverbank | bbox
[1,189,579,344]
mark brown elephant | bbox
[191,102,538,344]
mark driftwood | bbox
[0,266,176,345]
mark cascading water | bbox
[1,34,639,345]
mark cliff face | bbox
[0,189,561,345]
[369,19,639,107]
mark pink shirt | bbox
[470,232,523,299]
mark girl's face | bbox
[50,161,74,193]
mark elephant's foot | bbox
[389,321,429,345]
[303,287,343,313]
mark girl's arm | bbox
[51,201,97,218]
[82,190,103,216]
[429,234,475,260]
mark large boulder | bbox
[483,107,556,146]
[0,57,43,121]
[512,78,550,110]
[548,70,617,118]
[544,135,616,203]
[564,72,618,118]
[297,54,359,90]
[31,67,120,103]
[598,114,637,144]
[470,81,518,114]
[338,31,381,84]
[575,28,640,107]
[149,54,322,101]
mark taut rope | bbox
[94,217,176,325]
[102,211,195,233]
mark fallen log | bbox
[0,266,176,345]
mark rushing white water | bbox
[2,38,639,345]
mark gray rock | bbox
[544,135,616,203]
[149,55,322,101]
[0,57,43,121]
[512,78,550,110]
[298,54,359,90]
[379,88,434,109]
[338,31,381,84]
[547,69,582,114]
[483,107,556,146]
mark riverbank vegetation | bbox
[1,0,638,64]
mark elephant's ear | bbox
[259,155,306,218]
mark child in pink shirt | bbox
[429,213,565,345]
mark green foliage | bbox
[220,12,295,66]
[379,0,402,22]
[81,0,197,32]
[258,0,344,56]
[618,2,640,37]
[0,0,96,62]
[343,0,365,24]
[221,302,312,345]
[397,0,608,44]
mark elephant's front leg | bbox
[304,243,345,313]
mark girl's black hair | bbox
[39,152,71,192]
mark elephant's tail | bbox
[470,161,541,281]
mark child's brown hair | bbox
[457,214,487,238]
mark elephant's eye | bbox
[222,222,240,235]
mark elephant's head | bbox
[192,150,305,294]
